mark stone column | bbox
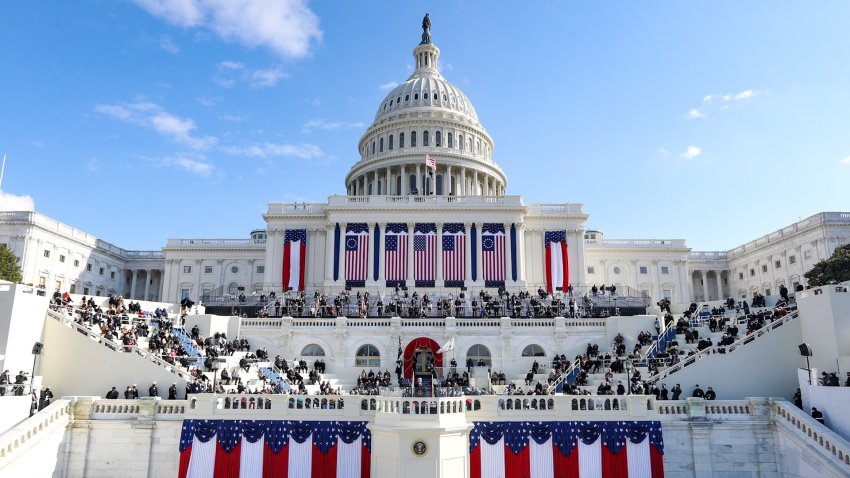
[505,223,513,285]
[445,165,452,196]
[324,224,336,287]
[701,271,709,302]
[436,222,444,284]
[416,164,422,194]
[401,165,408,195]
[460,167,466,195]
[516,223,526,282]
[130,270,138,300]
[407,222,415,283]
[473,171,479,195]
[715,271,724,300]
[143,269,151,301]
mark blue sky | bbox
[1,1,848,252]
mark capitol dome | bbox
[345,16,506,198]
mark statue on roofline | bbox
[420,13,432,45]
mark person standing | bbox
[671,383,682,400]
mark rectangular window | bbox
[738,272,744,280]
[660,266,670,275]
[257,265,265,274]
[83,287,89,295]
[202,289,211,302]
[181,289,190,300]
[774,260,781,268]
[761,265,768,273]
[641,289,650,298]
[99,267,104,276]
[184,265,192,274]
[639,266,648,274]
[54,280,61,291]
[69,284,76,294]
[750,269,755,277]
[110,271,115,279]
[789,255,796,264]
[43,250,50,258]
[204,265,213,274]
[87,263,92,272]
[765,288,771,296]
[804,250,812,260]
[662,289,672,299]
[587,266,595,274]
[59,255,65,263]
[74,259,80,267]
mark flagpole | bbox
[0,154,6,190]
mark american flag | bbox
[345,223,369,285]
[425,154,436,170]
[442,223,465,286]
[481,223,505,287]
[414,223,436,286]
[384,223,408,284]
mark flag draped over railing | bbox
[544,230,569,294]
[345,223,369,287]
[481,223,506,287]
[469,421,664,478]
[282,229,307,291]
[384,223,408,287]
[414,223,437,287]
[178,419,371,478]
[442,223,466,287]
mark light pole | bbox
[625,359,633,395]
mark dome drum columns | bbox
[347,164,504,197]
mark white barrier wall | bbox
[0,282,50,377]
[796,285,850,372]
[38,314,191,398]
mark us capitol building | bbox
[1,16,850,478]
[1,20,847,308]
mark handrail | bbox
[546,358,580,393]
[646,310,799,383]
[773,401,850,469]
[45,308,196,382]
[0,398,71,464]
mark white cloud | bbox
[680,146,702,160]
[249,67,287,88]
[197,96,219,107]
[840,156,850,166]
[159,34,180,53]
[219,113,247,122]
[378,81,399,91]
[301,118,364,133]
[734,90,759,100]
[702,89,765,104]
[0,190,35,211]
[217,60,244,70]
[223,142,324,160]
[156,153,214,176]
[95,101,217,149]
[686,109,705,119]
[133,0,322,59]
[658,147,670,156]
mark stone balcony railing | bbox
[240,315,609,332]
[165,238,267,248]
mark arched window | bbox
[447,132,453,148]
[368,184,372,195]
[227,282,239,295]
[411,131,417,147]
[399,132,405,148]
[355,344,380,367]
[377,181,382,195]
[389,135,394,150]
[301,344,325,356]
[522,344,546,357]
[371,141,375,155]
[435,131,442,147]
[423,131,429,146]
[405,94,410,102]
[396,176,402,195]
[396,97,401,104]
[424,92,429,100]
[436,175,443,195]
[409,174,417,194]
[467,344,492,367]
[459,134,464,151]
[414,93,419,101]
[379,138,384,153]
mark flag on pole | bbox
[436,337,455,354]
[481,223,506,287]
[345,223,369,287]
[469,421,664,478]
[384,223,408,287]
[442,223,466,287]
[544,230,569,294]
[178,419,371,478]
[414,223,436,287]
[425,154,436,171]
[282,229,307,291]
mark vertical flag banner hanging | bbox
[178,419,371,478]
[333,224,340,282]
[442,223,466,288]
[414,223,437,287]
[373,223,381,282]
[282,229,307,291]
[544,231,569,294]
[510,224,518,282]
[384,223,408,287]
[345,223,369,288]
[469,421,664,478]
[471,224,478,282]
[481,223,506,287]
